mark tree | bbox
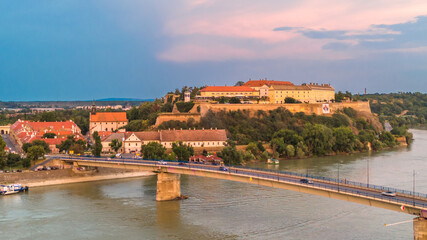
[172,141,194,161]
[141,142,166,159]
[332,127,357,153]
[0,136,6,169]
[27,145,45,162]
[302,124,335,156]
[234,81,245,86]
[42,132,56,139]
[284,97,300,103]
[92,131,102,157]
[218,146,243,165]
[109,139,123,153]
[229,97,241,104]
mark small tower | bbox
[184,91,191,102]
[91,100,96,115]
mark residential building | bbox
[10,120,83,153]
[100,128,228,154]
[268,83,335,103]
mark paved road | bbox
[1,134,18,153]
[51,156,427,210]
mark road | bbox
[1,134,19,153]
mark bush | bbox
[176,101,195,113]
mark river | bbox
[1,129,427,239]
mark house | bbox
[100,128,228,154]
[9,120,84,153]
[189,154,223,164]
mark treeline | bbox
[354,92,427,128]
[157,107,412,165]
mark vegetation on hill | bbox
[354,92,427,128]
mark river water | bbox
[1,129,427,240]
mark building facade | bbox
[100,129,228,154]
[89,106,128,134]
[199,86,259,99]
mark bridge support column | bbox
[414,217,427,240]
[156,172,181,201]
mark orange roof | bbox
[243,80,294,87]
[200,86,257,92]
[90,112,128,122]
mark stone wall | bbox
[200,101,371,117]
[155,113,201,126]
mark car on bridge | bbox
[381,191,396,197]
[300,178,313,184]
[158,160,167,165]
[219,166,228,171]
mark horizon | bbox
[1,1,427,101]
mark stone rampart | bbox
[155,113,201,126]
[200,101,371,117]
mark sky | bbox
[0,0,426,101]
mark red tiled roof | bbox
[200,86,257,92]
[10,120,83,144]
[90,112,128,122]
[160,129,227,142]
[243,80,294,87]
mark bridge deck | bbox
[53,156,427,217]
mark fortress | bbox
[155,101,372,126]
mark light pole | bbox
[367,157,370,188]
[413,170,416,206]
[337,161,344,192]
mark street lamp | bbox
[367,157,370,188]
[413,170,416,206]
[337,161,340,192]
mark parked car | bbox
[219,166,228,171]
[158,160,167,165]
[381,191,397,197]
[17,169,22,172]
[300,178,313,184]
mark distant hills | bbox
[95,98,155,102]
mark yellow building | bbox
[268,83,334,104]
[199,86,259,98]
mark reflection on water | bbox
[1,129,427,239]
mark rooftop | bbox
[200,86,257,92]
[90,112,128,122]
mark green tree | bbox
[332,127,357,152]
[172,141,194,161]
[229,97,241,104]
[92,131,102,157]
[27,145,45,162]
[141,142,166,159]
[42,132,56,138]
[0,136,6,169]
[218,146,243,165]
[109,139,123,153]
[302,124,335,156]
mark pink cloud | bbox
[158,0,427,62]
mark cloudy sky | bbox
[1,0,426,101]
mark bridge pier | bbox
[414,217,427,240]
[156,172,181,201]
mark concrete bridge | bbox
[52,156,427,239]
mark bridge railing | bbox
[54,156,427,205]
[229,165,427,199]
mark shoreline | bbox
[9,171,156,188]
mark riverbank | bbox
[0,168,155,188]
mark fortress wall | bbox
[155,113,201,126]
[200,101,371,117]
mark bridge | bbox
[52,156,427,239]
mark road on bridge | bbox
[52,156,427,214]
